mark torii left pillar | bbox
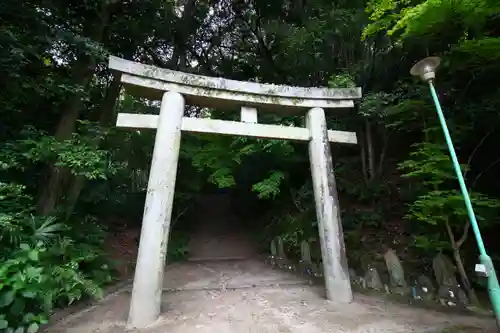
[127,91,185,328]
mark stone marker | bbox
[384,248,408,295]
[276,236,286,259]
[433,253,468,307]
[275,236,292,269]
[298,241,313,276]
[270,239,277,257]
[414,275,435,301]
[438,285,458,306]
[301,240,312,263]
[364,265,384,290]
[433,253,458,286]
[266,239,278,266]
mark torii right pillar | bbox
[306,107,352,303]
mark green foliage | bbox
[252,171,285,199]
[2,0,500,324]
[184,132,294,199]
[0,181,113,332]
[399,141,500,253]
[0,241,107,332]
[328,73,356,88]
[406,189,500,225]
[364,0,500,39]
[399,142,458,187]
[3,125,116,180]
[413,234,451,252]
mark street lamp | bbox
[411,56,500,325]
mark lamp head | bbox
[410,56,441,82]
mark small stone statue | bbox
[270,239,277,257]
[414,275,435,301]
[298,240,314,276]
[268,239,278,267]
[438,285,457,306]
[276,236,285,258]
[266,255,277,267]
[364,264,384,290]
[276,256,292,269]
[301,240,312,263]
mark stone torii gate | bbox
[108,56,362,328]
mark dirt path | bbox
[45,194,497,332]
[45,259,496,333]
[188,193,258,261]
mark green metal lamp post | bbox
[410,56,500,325]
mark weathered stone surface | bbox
[364,265,384,291]
[301,240,312,263]
[108,56,362,111]
[384,248,407,289]
[270,239,277,257]
[297,241,314,276]
[240,106,258,123]
[438,285,458,307]
[384,249,409,295]
[122,72,356,111]
[306,107,352,303]
[432,253,469,307]
[127,92,185,328]
[433,253,458,287]
[412,275,435,301]
[110,55,362,328]
[276,236,286,259]
[116,113,358,144]
[275,236,294,269]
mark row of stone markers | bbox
[266,237,473,308]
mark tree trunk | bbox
[37,4,111,216]
[64,73,123,218]
[445,219,480,306]
[376,127,390,179]
[170,0,197,70]
[452,247,480,306]
[359,130,369,184]
[365,119,375,182]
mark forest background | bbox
[1,0,500,331]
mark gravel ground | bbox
[44,260,497,333]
